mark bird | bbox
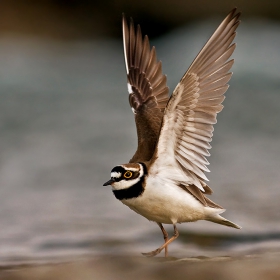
[103,8,241,257]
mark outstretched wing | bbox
[122,15,169,163]
[149,9,241,196]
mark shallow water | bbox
[0,18,280,263]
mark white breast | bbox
[121,175,206,224]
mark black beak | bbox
[103,179,115,186]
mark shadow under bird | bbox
[104,8,241,257]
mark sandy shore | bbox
[1,251,280,280]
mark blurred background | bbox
[0,0,280,264]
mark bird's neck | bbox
[112,179,144,200]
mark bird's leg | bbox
[157,222,169,257]
[142,224,179,257]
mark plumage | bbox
[104,9,241,257]
[123,15,170,163]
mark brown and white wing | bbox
[149,9,241,192]
[122,15,169,163]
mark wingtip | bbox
[122,13,127,27]
[226,7,241,23]
[231,7,242,19]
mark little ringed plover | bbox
[104,8,241,257]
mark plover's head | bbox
[103,163,146,190]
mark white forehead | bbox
[111,172,121,178]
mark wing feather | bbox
[149,9,241,193]
[122,15,170,162]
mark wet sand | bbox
[1,251,280,280]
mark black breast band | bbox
[113,180,144,200]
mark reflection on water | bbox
[0,19,280,263]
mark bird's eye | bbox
[124,171,133,179]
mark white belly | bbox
[121,176,206,224]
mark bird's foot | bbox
[142,248,162,257]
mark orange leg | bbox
[142,224,179,257]
[157,223,169,257]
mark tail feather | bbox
[206,208,241,229]
[212,216,241,229]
